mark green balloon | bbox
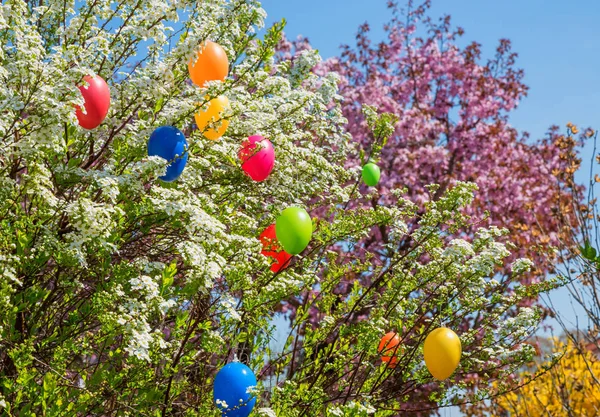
[362,162,380,186]
[275,207,312,255]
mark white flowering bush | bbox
[0,0,557,416]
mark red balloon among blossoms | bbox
[75,75,111,130]
[259,224,292,273]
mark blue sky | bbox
[261,0,600,145]
[260,1,599,412]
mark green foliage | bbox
[359,105,398,164]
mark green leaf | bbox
[16,229,29,256]
[67,157,82,168]
[42,372,56,394]
[154,97,165,114]
[161,262,177,292]
[580,242,597,260]
[176,310,190,328]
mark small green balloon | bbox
[362,163,380,186]
[275,207,312,255]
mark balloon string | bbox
[292,152,298,206]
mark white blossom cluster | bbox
[328,401,376,416]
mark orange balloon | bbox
[378,332,401,368]
[194,95,230,140]
[188,40,229,87]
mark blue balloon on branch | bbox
[213,362,257,417]
[147,126,188,182]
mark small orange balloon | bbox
[194,95,230,140]
[188,40,229,87]
[378,332,401,368]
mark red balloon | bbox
[75,75,111,130]
[239,135,275,182]
[259,224,292,273]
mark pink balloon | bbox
[239,135,275,182]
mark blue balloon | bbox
[147,126,188,182]
[213,362,257,417]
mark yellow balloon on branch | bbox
[194,95,230,141]
[423,327,462,380]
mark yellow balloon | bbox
[194,95,230,140]
[423,327,462,380]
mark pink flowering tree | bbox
[273,0,582,413]
[277,0,580,319]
